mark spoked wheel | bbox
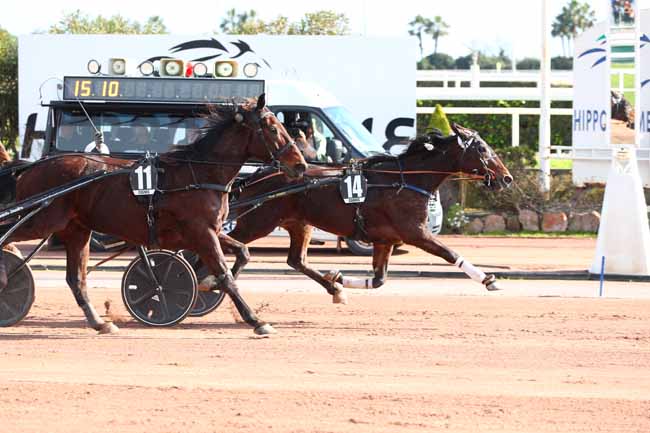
[182,251,226,317]
[0,250,35,327]
[121,250,197,327]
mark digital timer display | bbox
[62,76,265,103]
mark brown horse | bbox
[0,143,21,257]
[0,97,307,334]
[217,123,512,303]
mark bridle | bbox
[252,110,299,173]
[457,132,497,187]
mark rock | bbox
[568,211,601,232]
[465,217,484,234]
[483,214,506,232]
[518,209,539,231]
[542,212,568,232]
[506,215,521,232]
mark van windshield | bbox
[56,111,206,154]
[323,106,386,156]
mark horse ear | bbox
[256,93,266,111]
[450,122,463,137]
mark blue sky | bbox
[1,0,621,59]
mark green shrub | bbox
[429,104,452,135]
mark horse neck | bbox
[396,144,461,191]
[198,128,256,185]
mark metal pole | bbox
[539,0,552,192]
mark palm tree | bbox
[220,8,238,33]
[427,16,449,57]
[408,15,432,60]
[552,12,568,57]
[551,0,595,55]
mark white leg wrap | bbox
[455,256,486,284]
[341,276,373,289]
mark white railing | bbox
[416,69,573,88]
[416,69,573,101]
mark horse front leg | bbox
[326,243,394,290]
[195,227,275,335]
[58,222,119,334]
[404,229,500,291]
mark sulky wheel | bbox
[121,250,197,327]
[0,250,35,327]
[181,251,226,317]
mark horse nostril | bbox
[503,175,513,185]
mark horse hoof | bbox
[332,284,348,305]
[254,323,276,335]
[97,322,119,335]
[486,281,501,291]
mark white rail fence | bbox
[416,69,575,159]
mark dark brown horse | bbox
[611,90,634,128]
[217,123,512,303]
[0,143,21,257]
[0,97,307,334]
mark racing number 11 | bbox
[135,165,153,191]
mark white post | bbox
[512,113,520,147]
[471,51,480,88]
[635,3,641,147]
[539,0,552,192]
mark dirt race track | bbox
[1,273,650,433]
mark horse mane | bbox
[166,99,256,159]
[362,128,452,166]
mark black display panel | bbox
[62,76,264,103]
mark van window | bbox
[56,111,205,154]
[275,110,336,163]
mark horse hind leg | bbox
[283,223,348,304]
[59,223,118,334]
[329,242,394,291]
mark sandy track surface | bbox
[1,281,650,433]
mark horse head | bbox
[235,94,307,178]
[449,123,513,191]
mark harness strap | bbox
[352,206,370,242]
[367,183,433,199]
[159,183,231,194]
[146,194,158,249]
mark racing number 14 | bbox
[340,172,367,204]
[344,175,364,198]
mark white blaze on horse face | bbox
[454,256,487,284]
[424,143,434,151]
[341,276,373,289]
